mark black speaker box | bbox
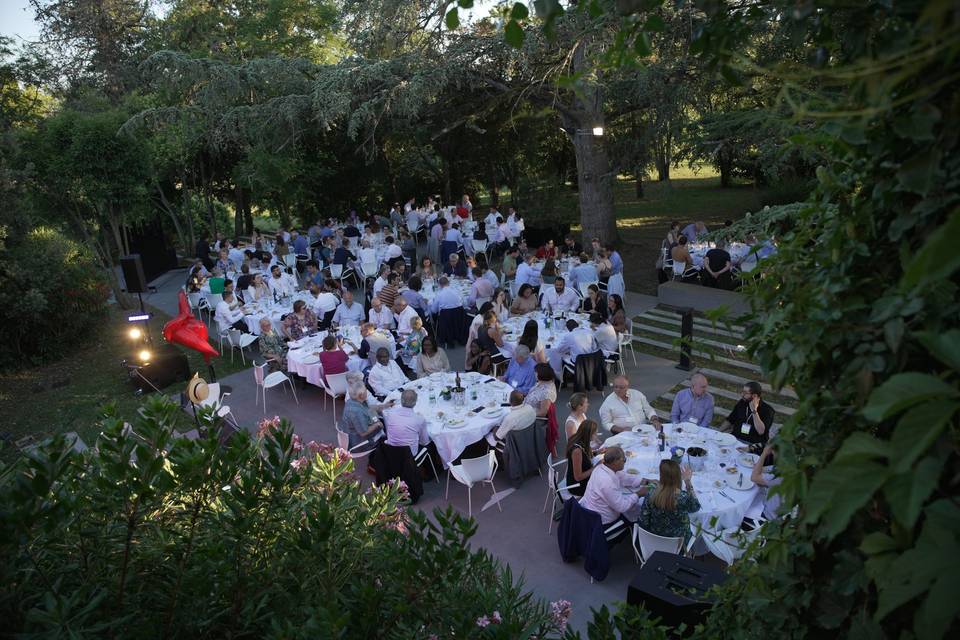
[127,345,190,392]
[626,552,728,633]
[120,254,148,293]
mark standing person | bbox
[565,419,598,497]
[637,459,701,544]
[703,240,734,290]
[599,375,662,434]
[670,373,715,428]
[722,382,776,453]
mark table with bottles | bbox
[284,325,368,387]
[500,310,593,374]
[383,371,514,465]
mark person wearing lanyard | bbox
[722,381,776,454]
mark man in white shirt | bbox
[599,375,662,434]
[368,296,395,330]
[428,277,463,316]
[569,253,599,288]
[372,265,391,297]
[515,255,541,288]
[484,207,500,229]
[590,312,619,355]
[267,265,295,298]
[332,290,364,326]
[384,236,403,260]
[554,319,598,375]
[540,277,580,312]
[369,348,411,398]
[579,447,647,524]
[486,390,537,445]
[467,268,495,307]
[383,389,430,455]
[215,292,246,332]
[308,283,339,317]
[393,297,420,336]
[444,222,463,245]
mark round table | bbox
[384,371,514,465]
[689,242,757,273]
[416,277,472,309]
[603,422,760,532]
[500,310,593,375]
[235,293,313,335]
[284,326,368,387]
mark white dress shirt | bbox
[385,243,403,259]
[429,286,463,314]
[515,261,541,287]
[369,306,395,330]
[570,263,598,288]
[368,360,409,397]
[373,276,389,296]
[333,301,364,326]
[444,228,463,244]
[495,223,510,242]
[268,274,295,297]
[594,322,619,354]
[599,389,658,433]
[579,463,643,524]
[310,291,339,315]
[384,406,430,455]
[484,212,500,228]
[395,305,420,335]
[491,404,537,442]
[555,327,597,363]
[214,300,243,329]
[541,287,580,312]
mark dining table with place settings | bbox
[500,310,594,374]
[284,325,369,387]
[383,371,515,466]
[233,292,313,335]
[687,242,757,273]
[602,422,760,533]
[413,276,473,309]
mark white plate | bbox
[481,408,505,418]
[727,476,755,491]
[738,453,759,468]
[299,355,320,365]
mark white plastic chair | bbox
[321,372,350,422]
[542,454,581,534]
[618,317,637,368]
[254,362,299,414]
[187,291,203,320]
[195,382,237,426]
[631,524,684,566]
[227,329,259,364]
[472,238,488,260]
[202,293,223,325]
[330,263,355,288]
[335,423,374,467]
[283,253,297,270]
[445,450,502,517]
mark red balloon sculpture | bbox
[163,291,220,362]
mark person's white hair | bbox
[348,383,367,401]
[514,345,531,359]
[400,389,418,408]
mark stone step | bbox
[646,307,747,334]
[633,321,745,352]
[630,335,763,374]
[636,312,744,340]
[676,381,796,416]
[696,366,798,400]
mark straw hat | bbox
[186,374,209,404]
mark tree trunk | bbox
[199,161,217,236]
[233,184,245,238]
[571,128,617,243]
[719,159,732,188]
[635,170,644,198]
[153,180,187,253]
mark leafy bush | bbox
[0,399,566,639]
[0,226,109,367]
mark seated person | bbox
[554,319,598,370]
[401,276,429,314]
[356,323,396,369]
[303,260,324,287]
[308,281,339,318]
[314,334,349,384]
[215,291,247,332]
[723,381,775,453]
[565,419,598,497]
[468,267,495,307]
[418,257,437,280]
[535,239,560,260]
[515,255,541,288]
[540,276,580,312]
[341,384,391,453]
[569,253,599,288]
[579,446,648,525]
[749,444,783,521]
[236,263,255,292]
[561,234,582,257]
[671,236,694,271]
[510,283,539,315]
[415,336,450,378]
[282,300,318,340]
[332,290,364,326]
[637,459,701,544]
[443,252,468,278]
[599,375,662,434]
[368,296,395,330]
[670,373,715,428]
[393,296,421,337]
[400,317,428,366]
[377,272,401,310]
[590,313,619,355]
[383,389,429,455]
[268,264,296,297]
[501,345,536,394]
[524,363,558,418]
[368,347,410,397]
[486,390,536,446]
[580,283,606,319]
[465,340,492,375]
[257,317,288,370]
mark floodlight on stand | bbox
[139,349,152,363]
[129,327,142,340]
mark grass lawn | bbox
[0,304,251,457]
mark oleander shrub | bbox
[0,226,109,367]
[0,398,566,639]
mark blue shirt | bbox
[504,357,537,394]
[320,226,335,238]
[293,236,309,254]
[681,223,703,243]
[669,387,715,428]
[609,251,623,275]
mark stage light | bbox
[592,126,604,136]
[129,327,142,340]
[139,349,152,363]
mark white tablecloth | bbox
[603,422,759,532]
[501,311,593,375]
[416,277,472,309]
[285,326,367,387]
[384,371,514,465]
[689,243,756,273]
[235,293,313,335]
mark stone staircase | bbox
[628,307,796,431]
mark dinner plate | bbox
[727,476,755,491]
[445,419,468,429]
[481,408,504,418]
[299,355,320,365]
[738,453,759,468]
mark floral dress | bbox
[637,490,701,543]
[259,330,288,370]
[283,309,318,340]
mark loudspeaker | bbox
[127,345,190,392]
[120,254,148,293]
[626,552,727,633]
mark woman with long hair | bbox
[524,362,557,418]
[608,293,627,334]
[637,459,701,543]
[580,283,607,319]
[491,288,510,321]
[510,283,538,315]
[565,419,598,497]
[415,335,450,377]
[518,319,547,363]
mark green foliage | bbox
[0,226,109,367]
[0,399,562,638]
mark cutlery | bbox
[718,490,736,503]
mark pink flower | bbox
[334,447,351,464]
[290,457,310,471]
[491,611,502,624]
[550,600,572,630]
[292,434,303,452]
[476,615,490,628]
[256,416,281,438]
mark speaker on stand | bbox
[120,254,148,294]
[626,552,728,633]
